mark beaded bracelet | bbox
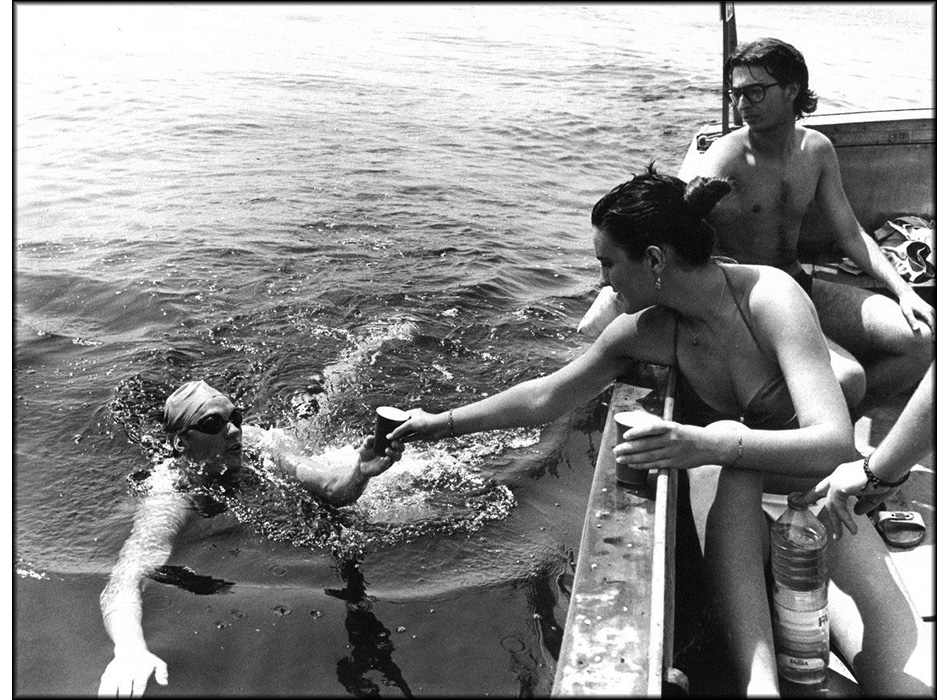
[862,451,910,489]
[447,409,456,438]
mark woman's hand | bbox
[613,419,746,472]
[98,647,168,697]
[790,458,894,539]
[356,436,404,478]
[613,420,707,471]
[388,409,451,443]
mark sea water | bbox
[14,4,933,695]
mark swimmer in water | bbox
[97,380,404,697]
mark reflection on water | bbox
[330,559,414,698]
[146,564,234,595]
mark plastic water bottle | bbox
[770,496,829,687]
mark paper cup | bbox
[614,409,664,487]
[373,406,411,456]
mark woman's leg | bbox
[825,510,934,696]
[689,465,779,697]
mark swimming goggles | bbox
[189,409,243,434]
[728,82,780,105]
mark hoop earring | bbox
[654,275,662,291]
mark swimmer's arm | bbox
[272,437,402,507]
[99,489,192,696]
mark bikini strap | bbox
[720,264,770,357]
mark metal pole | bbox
[721,2,739,134]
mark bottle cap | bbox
[786,493,808,509]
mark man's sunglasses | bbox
[189,409,243,435]
[728,82,780,105]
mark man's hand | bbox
[897,289,936,335]
[356,436,404,478]
[98,648,168,697]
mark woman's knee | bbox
[834,358,867,410]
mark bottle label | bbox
[776,653,825,679]
[773,603,829,631]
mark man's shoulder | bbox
[693,128,749,177]
[797,123,835,154]
[705,127,748,157]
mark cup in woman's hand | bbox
[373,406,411,456]
[614,409,664,486]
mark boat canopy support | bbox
[720,2,741,134]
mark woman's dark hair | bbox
[725,37,818,118]
[591,163,731,267]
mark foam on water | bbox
[234,425,518,560]
[92,315,523,572]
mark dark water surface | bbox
[14,4,933,695]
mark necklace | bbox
[684,268,727,345]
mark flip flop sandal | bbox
[871,510,926,549]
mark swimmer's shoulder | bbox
[131,457,190,498]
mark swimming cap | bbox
[164,380,227,433]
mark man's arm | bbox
[99,484,192,697]
[814,135,935,333]
[677,130,740,182]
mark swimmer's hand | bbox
[98,647,168,697]
[357,435,404,477]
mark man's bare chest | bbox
[726,160,819,220]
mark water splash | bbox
[347,443,517,548]
[238,428,518,556]
[107,317,522,562]
[16,559,51,581]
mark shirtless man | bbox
[98,380,404,697]
[581,38,934,411]
[679,37,934,410]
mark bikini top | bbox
[675,265,798,430]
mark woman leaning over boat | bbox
[390,164,931,696]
